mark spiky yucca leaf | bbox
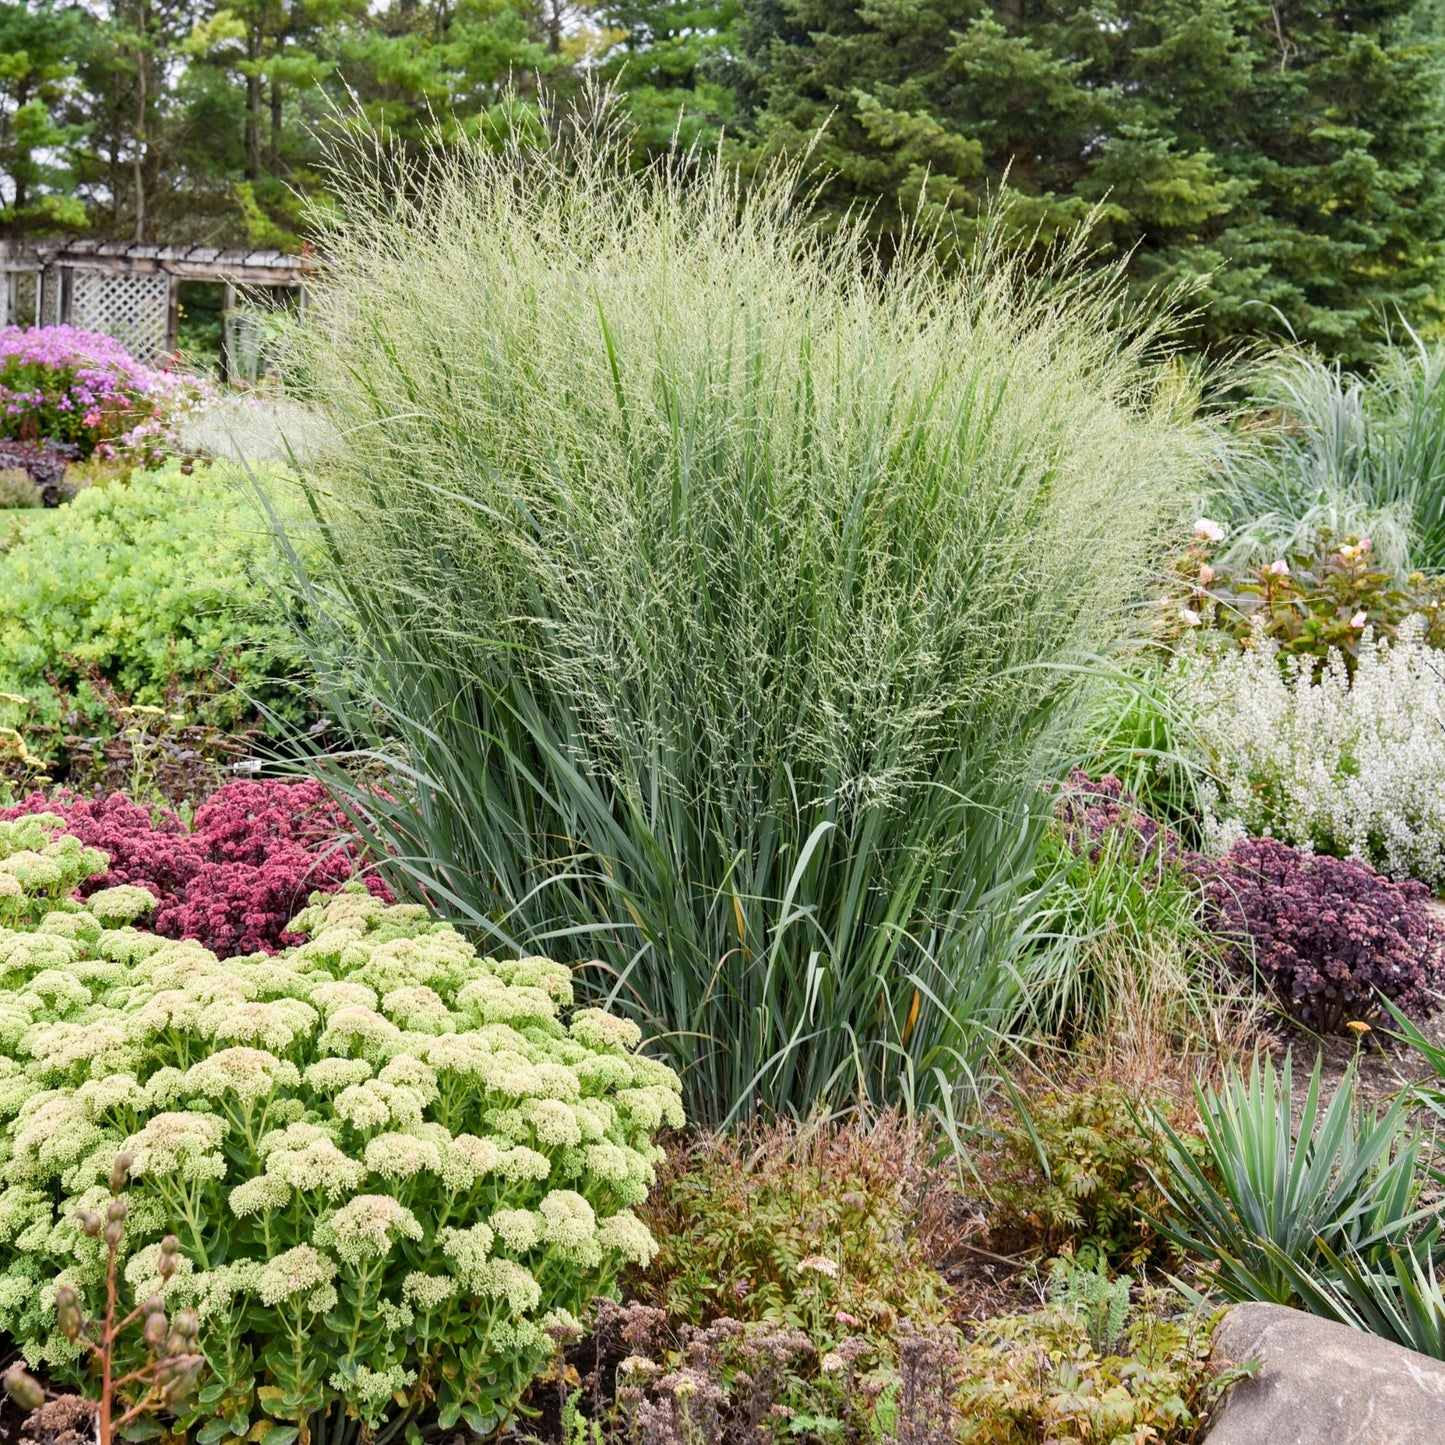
[1152,1054,1432,1305]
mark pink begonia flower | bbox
[1351,611,1368,628]
[1180,608,1202,627]
[1194,518,1226,543]
[1358,537,1372,553]
[1266,559,1290,577]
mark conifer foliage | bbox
[731,0,1445,358]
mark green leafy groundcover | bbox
[0,464,304,737]
[0,814,682,1438]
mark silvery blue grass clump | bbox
[0,814,681,1440]
[278,125,1209,1125]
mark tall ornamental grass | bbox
[274,131,1208,1125]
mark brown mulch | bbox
[1272,1006,1445,1125]
[914,1172,1038,1325]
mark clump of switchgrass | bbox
[1023,827,1256,1058]
[275,111,1214,1126]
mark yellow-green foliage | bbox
[0,464,304,741]
[0,816,682,1439]
[959,1276,1239,1445]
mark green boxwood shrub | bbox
[0,465,304,741]
[0,814,682,1439]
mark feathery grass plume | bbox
[272,110,1210,1126]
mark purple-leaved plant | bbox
[1055,771,1445,1033]
[1203,837,1445,1032]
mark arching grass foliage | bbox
[273,126,1211,1126]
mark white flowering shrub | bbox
[1173,620,1445,887]
[0,816,682,1439]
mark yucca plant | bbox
[269,113,1209,1126]
[1264,1239,1445,1358]
[1152,1054,1435,1306]
[1385,999,1445,1116]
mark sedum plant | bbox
[4,1159,206,1445]
[6,781,390,958]
[0,814,681,1442]
[1201,837,1445,1033]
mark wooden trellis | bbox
[0,240,314,372]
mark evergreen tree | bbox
[733,0,1445,358]
[595,0,741,154]
[0,0,86,233]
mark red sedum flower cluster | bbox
[1,779,389,956]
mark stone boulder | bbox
[1204,1301,1445,1444]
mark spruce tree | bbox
[0,0,87,234]
[733,0,1445,358]
[595,0,742,155]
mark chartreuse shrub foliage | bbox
[0,463,303,739]
[0,814,681,1440]
[278,124,1208,1126]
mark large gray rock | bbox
[1204,1302,1445,1444]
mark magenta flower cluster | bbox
[0,325,206,462]
[2,780,391,956]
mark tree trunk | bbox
[245,27,262,181]
[270,77,282,163]
[133,42,147,242]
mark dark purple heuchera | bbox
[1,780,390,957]
[1203,837,1445,1032]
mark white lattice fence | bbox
[4,271,39,327]
[67,269,170,359]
